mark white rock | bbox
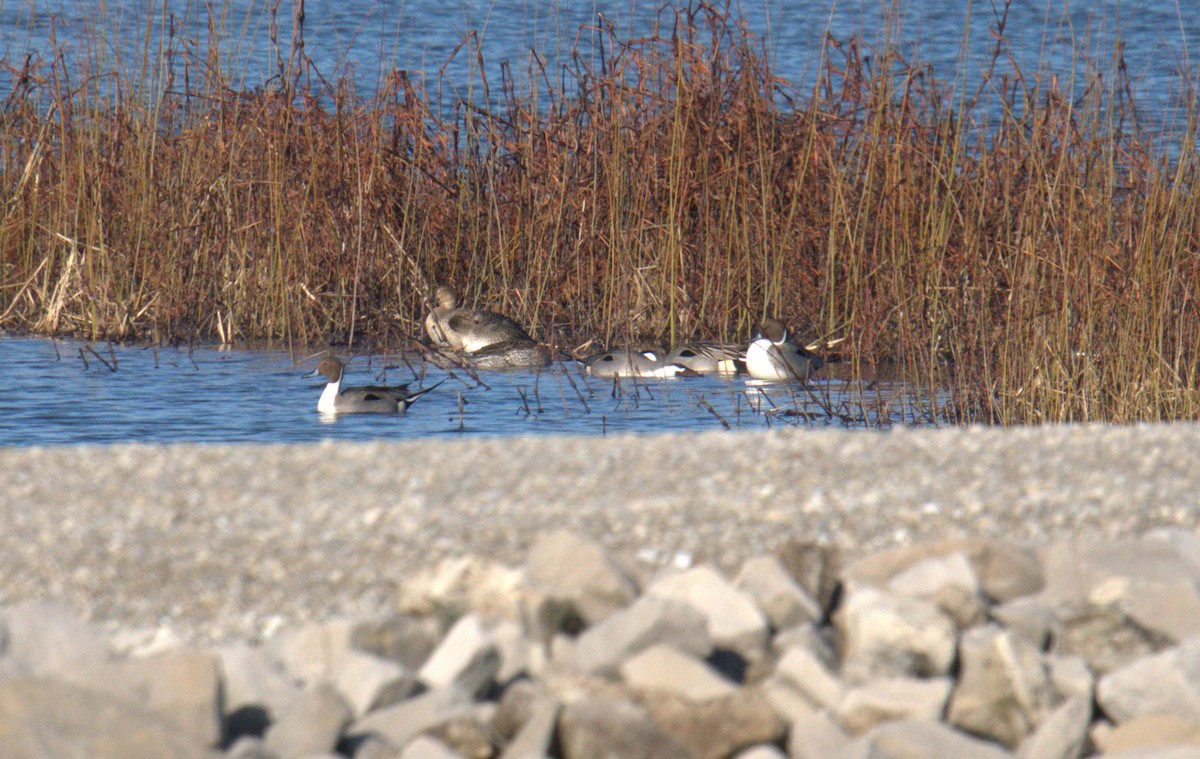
[619,644,738,701]
[522,530,638,626]
[399,736,466,759]
[497,695,559,759]
[574,594,711,677]
[733,746,788,759]
[836,677,953,734]
[771,646,845,712]
[788,711,851,759]
[264,683,351,759]
[836,587,958,681]
[350,686,475,749]
[947,625,1052,748]
[1097,635,1200,724]
[735,556,822,630]
[418,614,499,697]
[646,565,770,656]
[0,601,111,678]
[844,718,1014,759]
[1017,696,1090,759]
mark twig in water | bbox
[84,345,117,372]
[697,395,731,429]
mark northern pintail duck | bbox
[464,339,550,370]
[665,342,746,375]
[745,318,824,381]
[309,357,441,414]
[425,285,535,353]
[583,349,692,379]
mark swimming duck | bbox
[744,318,824,381]
[665,342,746,375]
[425,285,535,353]
[465,339,550,370]
[583,349,692,379]
[309,357,441,414]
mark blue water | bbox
[2,0,1198,137]
[0,336,944,444]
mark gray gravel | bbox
[2,424,1198,643]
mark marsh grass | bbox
[1,1,1198,424]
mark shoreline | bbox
[2,424,1197,644]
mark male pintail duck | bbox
[309,357,441,414]
[744,318,824,381]
[425,285,535,353]
[583,349,692,379]
[665,342,746,375]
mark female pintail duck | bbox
[464,339,550,370]
[745,318,824,381]
[665,342,746,375]
[309,357,442,414]
[425,285,535,353]
[583,349,692,379]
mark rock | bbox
[425,709,496,759]
[947,625,1052,748]
[735,556,822,630]
[771,623,839,670]
[847,718,1014,759]
[734,747,787,759]
[558,693,696,759]
[0,601,111,678]
[839,538,1040,604]
[620,644,738,701]
[493,618,543,683]
[1052,604,1166,677]
[887,552,987,628]
[0,676,216,759]
[637,686,786,759]
[1016,696,1090,759]
[66,646,222,746]
[835,677,953,734]
[223,735,277,759]
[264,683,351,759]
[835,587,958,681]
[775,541,842,616]
[497,693,558,759]
[350,686,476,749]
[1041,538,1200,645]
[522,530,638,628]
[1045,654,1094,703]
[645,565,770,657]
[1096,635,1200,724]
[770,646,845,713]
[271,619,417,717]
[351,614,445,670]
[1094,714,1200,754]
[787,711,852,759]
[218,642,302,732]
[418,614,500,698]
[991,597,1056,649]
[400,736,467,759]
[574,595,711,677]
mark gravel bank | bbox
[1,424,1197,643]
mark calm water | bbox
[1,0,1198,137]
[0,336,945,445]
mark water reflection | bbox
[0,336,950,446]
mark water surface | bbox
[0,336,945,445]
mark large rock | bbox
[1052,604,1166,676]
[835,587,958,681]
[522,530,638,628]
[350,686,476,749]
[497,692,558,759]
[637,686,786,759]
[264,683,351,758]
[947,625,1052,748]
[645,566,770,657]
[836,677,953,734]
[887,552,987,628]
[558,693,695,759]
[1094,714,1200,754]
[769,646,845,713]
[218,642,303,730]
[66,647,222,747]
[418,614,500,697]
[271,618,417,717]
[1097,635,1200,724]
[574,595,711,677]
[399,556,525,621]
[0,676,216,759]
[1016,696,1090,759]
[0,601,111,678]
[845,718,1014,759]
[788,711,851,759]
[619,644,738,701]
[735,556,822,630]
